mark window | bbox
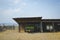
[46,25,53,30]
[47,25,49,30]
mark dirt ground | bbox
[0,30,60,40]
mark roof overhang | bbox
[13,17,42,24]
[42,19,60,22]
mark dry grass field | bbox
[0,30,60,40]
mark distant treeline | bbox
[0,24,16,32]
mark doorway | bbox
[24,22,40,33]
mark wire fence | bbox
[0,24,16,32]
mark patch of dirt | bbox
[0,30,60,40]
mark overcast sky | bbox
[0,0,60,24]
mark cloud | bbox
[13,0,21,4]
[0,8,21,20]
[0,0,27,17]
[0,8,21,15]
[22,2,27,6]
[20,2,27,8]
[9,0,27,5]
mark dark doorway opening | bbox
[24,22,40,33]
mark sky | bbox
[0,0,60,24]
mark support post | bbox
[19,24,20,32]
[19,23,25,33]
[40,22,43,32]
[52,22,55,32]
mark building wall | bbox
[54,22,60,32]
[42,22,60,32]
[42,22,54,32]
[18,22,60,32]
[19,22,41,32]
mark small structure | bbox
[13,17,60,32]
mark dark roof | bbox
[13,17,42,23]
[42,19,60,22]
[13,17,42,19]
[13,17,60,23]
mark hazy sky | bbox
[0,0,60,24]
